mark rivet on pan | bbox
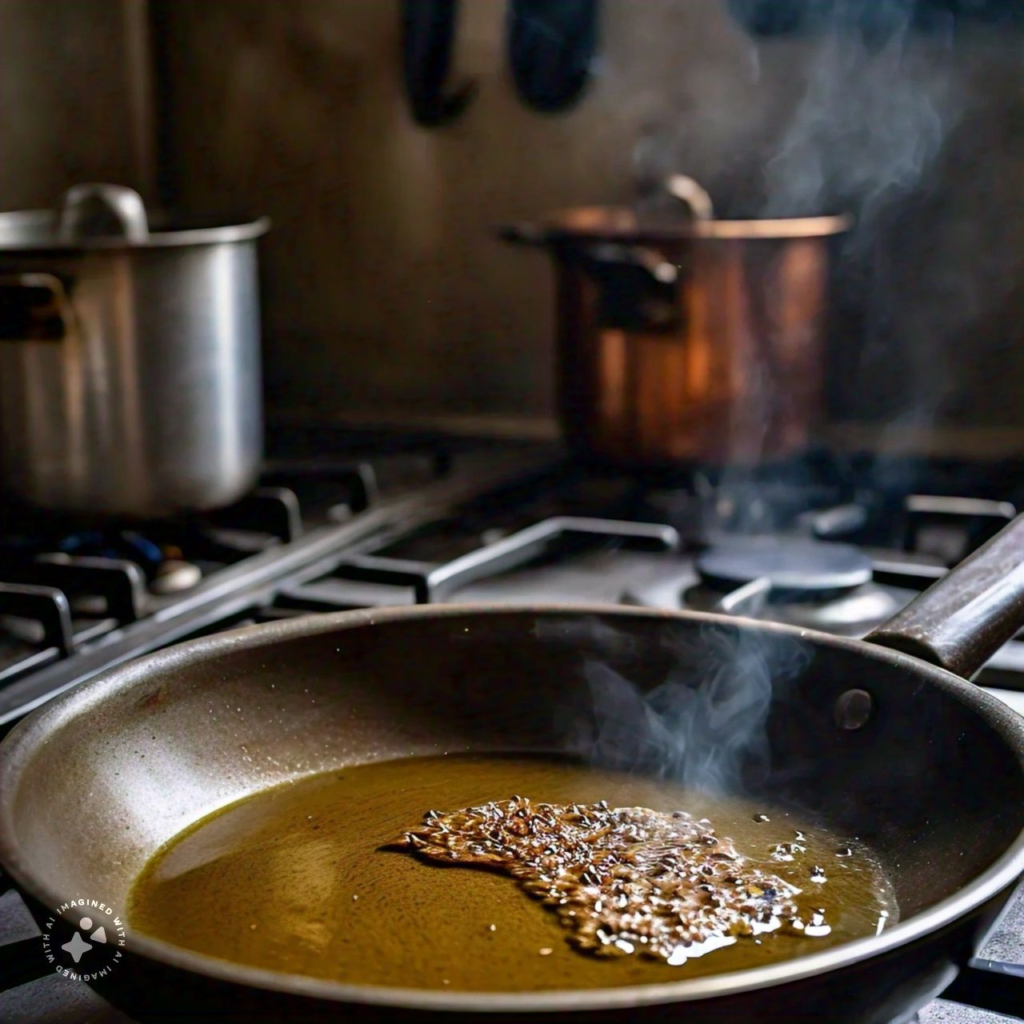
[834,689,873,730]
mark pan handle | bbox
[865,513,1024,679]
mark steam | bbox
[670,0,1024,502]
[761,1,962,224]
[563,5,1017,798]
[569,623,809,795]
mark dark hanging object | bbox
[401,0,478,127]
[507,0,599,113]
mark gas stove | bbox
[1,432,1022,1023]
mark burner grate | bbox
[0,585,74,659]
[332,516,679,603]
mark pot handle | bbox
[0,273,76,342]
[865,513,1024,679]
[497,225,677,281]
[497,222,554,247]
[664,175,715,221]
[57,183,149,242]
[576,242,678,284]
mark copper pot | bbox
[502,179,849,468]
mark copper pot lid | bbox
[529,176,850,244]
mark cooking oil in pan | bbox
[128,754,897,992]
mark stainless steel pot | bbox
[502,177,849,469]
[0,183,269,518]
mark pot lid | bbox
[0,183,269,251]
[536,206,851,242]
[524,175,850,243]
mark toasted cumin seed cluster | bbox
[402,796,828,963]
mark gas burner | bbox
[149,558,203,595]
[697,537,873,596]
[55,530,204,596]
[623,537,903,637]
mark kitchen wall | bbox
[3,0,1022,453]
[0,0,154,206]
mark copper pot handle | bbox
[496,222,552,247]
[497,225,676,281]
[498,225,680,332]
[664,175,715,221]
[574,242,676,282]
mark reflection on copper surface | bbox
[596,328,628,434]
[554,231,836,467]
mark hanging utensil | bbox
[401,0,478,127]
[507,0,599,113]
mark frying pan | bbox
[2,518,1024,1023]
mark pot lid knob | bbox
[664,175,715,221]
[57,183,150,242]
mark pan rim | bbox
[1,602,1023,1011]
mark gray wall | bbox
[0,0,154,206]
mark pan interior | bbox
[126,751,896,991]
[4,608,1024,995]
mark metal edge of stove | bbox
[0,449,561,729]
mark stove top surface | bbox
[1,431,1024,1021]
